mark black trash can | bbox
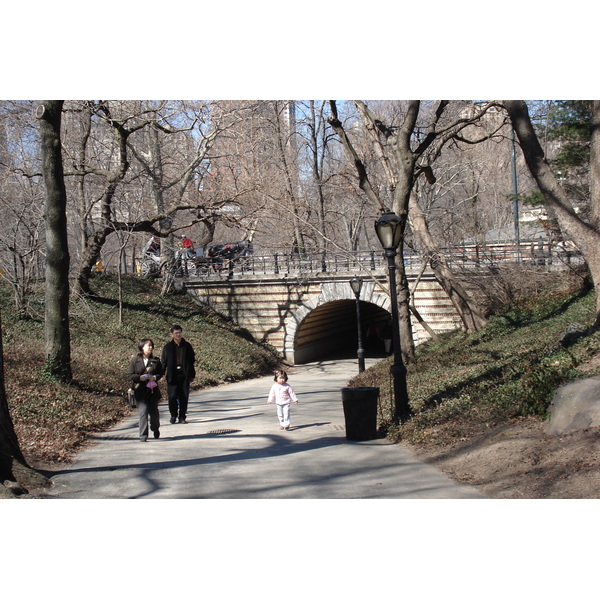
[341,386,380,441]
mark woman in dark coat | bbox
[128,338,164,442]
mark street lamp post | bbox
[349,276,365,373]
[374,210,411,424]
[511,127,521,263]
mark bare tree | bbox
[297,101,371,255]
[0,101,46,316]
[328,100,416,360]
[210,101,354,254]
[38,100,72,381]
[0,311,51,495]
[64,100,155,295]
[306,100,329,256]
[328,100,490,360]
[361,100,489,333]
[60,100,262,294]
[241,101,309,253]
[126,101,229,291]
[504,100,600,327]
[0,180,45,316]
[408,191,488,332]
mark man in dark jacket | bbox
[161,324,196,424]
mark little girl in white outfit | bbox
[267,370,299,430]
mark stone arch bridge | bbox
[180,245,578,364]
[181,250,463,364]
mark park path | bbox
[47,359,485,499]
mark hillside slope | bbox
[349,283,600,498]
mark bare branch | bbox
[328,101,386,211]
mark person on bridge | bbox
[267,370,299,430]
[145,236,161,257]
[128,338,164,442]
[179,234,195,258]
[161,325,196,424]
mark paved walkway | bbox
[46,360,485,499]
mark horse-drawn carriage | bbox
[184,240,254,276]
[139,238,253,278]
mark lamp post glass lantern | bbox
[374,211,411,424]
[349,276,362,296]
[349,276,365,373]
[374,210,404,250]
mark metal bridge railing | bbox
[140,242,583,280]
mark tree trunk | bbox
[75,103,93,287]
[73,173,125,296]
[409,192,488,332]
[39,100,72,381]
[504,100,600,327]
[328,101,416,360]
[409,262,441,342]
[0,311,51,494]
[308,101,328,264]
[396,251,416,363]
[274,101,305,253]
[72,103,132,296]
[589,100,600,229]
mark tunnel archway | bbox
[293,299,391,364]
[283,281,392,364]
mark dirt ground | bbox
[411,419,600,499]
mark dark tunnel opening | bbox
[293,299,391,364]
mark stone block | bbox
[546,377,600,434]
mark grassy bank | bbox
[350,281,600,447]
[1,275,280,464]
